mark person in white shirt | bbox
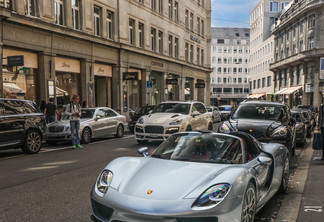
[65,95,83,148]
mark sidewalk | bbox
[276,141,324,221]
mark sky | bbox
[211,0,260,28]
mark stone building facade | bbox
[270,0,324,107]
[0,0,211,116]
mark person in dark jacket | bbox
[317,103,324,160]
[44,98,59,123]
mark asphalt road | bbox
[0,123,310,222]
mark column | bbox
[80,59,92,107]
[37,53,54,103]
[313,58,321,107]
[112,65,120,112]
[161,72,167,102]
[142,70,150,106]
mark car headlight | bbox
[271,127,287,137]
[193,183,231,208]
[219,123,231,133]
[169,118,182,125]
[96,170,113,194]
[137,117,144,124]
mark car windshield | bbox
[81,109,95,118]
[152,103,190,115]
[206,107,213,112]
[232,104,284,121]
[151,133,243,164]
[135,106,155,115]
[291,112,302,122]
[218,106,231,111]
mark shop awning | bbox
[56,87,68,96]
[275,88,289,95]
[283,86,302,94]
[275,86,302,95]
[247,93,265,99]
[3,83,25,94]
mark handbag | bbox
[312,129,323,150]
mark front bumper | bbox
[135,125,181,141]
[44,131,74,141]
[90,186,243,222]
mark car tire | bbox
[279,155,290,194]
[115,124,124,138]
[22,130,42,154]
[137,140,148,144]
[81,127,92,144]
[241,182,256,222]
[186,125,192,131]
[208,123,213,131]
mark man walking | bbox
[44,98,59,123]
[65,95,83,149]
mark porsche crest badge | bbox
[147,190,153,195]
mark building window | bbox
[267,76,272,87]
[196,47,200,65]
[300,20,304,33]
[158,0,163,14]
[201,20,204,36]
[168,35,173,57]
[151,0,156,11]
[129,19,135,45]
[185,43,189,62]
[270,2,278,12]
[217,67,221,74]
[54,0,64,25]
[168,0,173,19]
[190,44,193,63]
[72,0,80,30]
[174,1,179,22]
[257,79,261,88]
[138,0,144,3]
[26,0,39,17]
[308,14,315,28]
[151,28,156,51]
[185,10,189,29]
[138,22,144,48]
[253,80,256,89]
[299,40,304,52]
[94,6,101,36]
[0,0,11,9]
[106,11,113,40]
[308,37,314,50]
[158,31,163,53]
[262,77,266,88]
[201,49,204,66]
[197,17,201,35]
[190,12,194,31]
[174,37,179,58]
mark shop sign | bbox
[166,79,178,85]
[94,64,112,77]
[123,72,138,80]
[7,55,24,66]
[151,62,164,68]
[195,83,205,88]
[190,35,201,43]
[320,57,324,79]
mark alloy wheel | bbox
[82,128,91,144]
[241,183,256,222]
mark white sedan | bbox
[135,101,213,144]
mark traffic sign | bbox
[147,81,153,93]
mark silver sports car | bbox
[45,107,127,144]
[91,131,290,222]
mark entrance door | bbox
[95,76,111,107]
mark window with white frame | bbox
[106,11,113,40]
[94,6,101,36]
[54,0,64,25]
[270,2,278,12]
[158,31,163,53]
[308,37,314,50]
[151,28,156,51]
[138,22,144,48]
[25,0,39,17]
[129,19,135,45]
[72,0,80,30]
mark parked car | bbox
[297,105,317,127]
[218,101,297,155]
[300,109,313,138]
[218,105,233,121]
[45,107,127,144]
[291,109,307,146]
[91,131,290,222]
[0,98,46,154]
[135,101,213,144]
[128,105,156,133]
[206,106,222,123]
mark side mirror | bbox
[148,110,153,114]
[138,147,149,157]
[192,111,200,117]
[95,115,101,120]
[257,156,272,166]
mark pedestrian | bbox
[65,95,83,149]
[40,100,46,113]
[44,98,59,123]
[317,103,324,160]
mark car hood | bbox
[144,113,186,124]
[108,157,237,200]
[227,118,281,139]
[47,118,92,126]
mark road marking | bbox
[304,206,323,213]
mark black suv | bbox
[219,101,297,155]
[0,99,46,154]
